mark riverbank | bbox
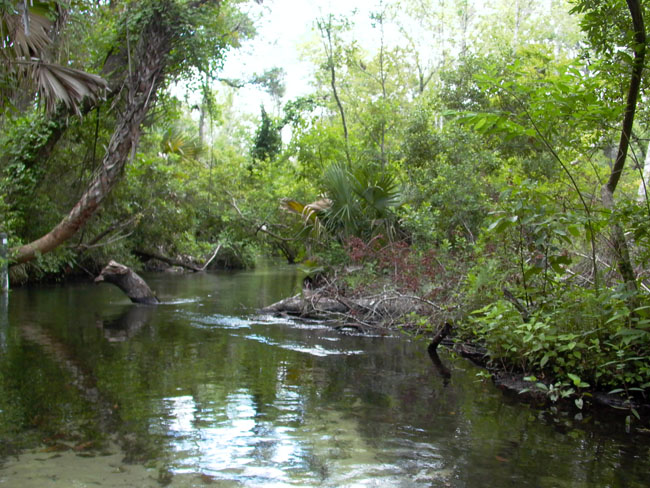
[261,282,650,425]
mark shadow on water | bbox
[1,264,650,487]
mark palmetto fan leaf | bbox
[321,163,404,240]
[1,1,107,113]
[282,197,331,236]
[321,163,362,236]
[1,2,52,60]
[283,163,404,242]
[25,60,107,113]
[161,127,203,161]
[351,168,402,216]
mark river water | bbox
[0,263,649,487]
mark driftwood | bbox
[262,291,439,326]
[262,293,348,316]
[95,260,159,304]
[427,323,453,384]
[429,322,452,351]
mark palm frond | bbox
[1,3,52,61]
[161,127,203,161]
[352,168,403,215]
[24,59,107,113]
[1,2,106,113]
[282,198,330,236]
[321,163,362,236]
[282,198,331,221]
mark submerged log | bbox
[427,324,453,385]
[429,322,452,351]
[95,260,159,304]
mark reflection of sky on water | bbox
[158,383,448,486]
[150,311,442,486]
[163,385,313,486]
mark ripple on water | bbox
[185,313,253,329]
[243,334,364,357]
[162,298,202,305]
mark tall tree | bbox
[251,105,282,162]
[600,0,646,290]
[317,14,352,164]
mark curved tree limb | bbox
[95,260,159,304]
[601,0,646,290]
[605,1,646,196]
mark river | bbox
[0,263,648,487]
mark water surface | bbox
[1,264,649,487]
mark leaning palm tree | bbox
[11,0,233,265]
[0,1,106,113]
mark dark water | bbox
[1,263,649,487]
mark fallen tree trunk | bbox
[95,260,159,304]
[135,249,202,272]
[429,322,452,351]
[261,290,438,324]
[136,244,222,273]
[262,293,348,316]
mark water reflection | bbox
[1,265,650,487]
[164,389,309,484]
[101,304,156,342]
[428,343,452,386]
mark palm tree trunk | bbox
[12,6,174,265]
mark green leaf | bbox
[540,353,550,368]
[567,373,589,388]
[474,117,487,130]
[487,217,511,233]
